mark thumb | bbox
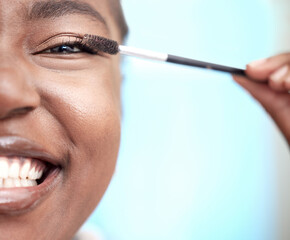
[233,75,290,145]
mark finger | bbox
[246,53,290,81]
[268,64,289,92]
[282,68,290,91]
[233,75,290,145]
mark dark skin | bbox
[233,53,290,146]
[0,0,122,239]
[0,0,289,240]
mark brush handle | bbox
[167,55,246,76]
[119,45,246,76]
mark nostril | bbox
[11,107,34,115]
[0,107,35,120]
[0,67,40,120]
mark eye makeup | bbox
[32,33,97,55]
[30,33,105,71]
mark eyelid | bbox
[32,33,84,54]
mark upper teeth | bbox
[0,157,46,188]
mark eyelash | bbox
[41,40,98,55]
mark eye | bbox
[39,41,97,55]
[30,34,102,70]
[44,44,82,54]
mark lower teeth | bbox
[0,178,37,188]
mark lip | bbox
[0,136,63,215]
[0,136,64,167]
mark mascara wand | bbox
[82,34,246,76]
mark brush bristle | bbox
[82,34,119,55]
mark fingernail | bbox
[270,65,288,82]
[248,58,267,68]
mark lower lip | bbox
[0,167,62,215]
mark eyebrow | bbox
[28,0,109,31]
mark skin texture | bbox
[0,0,122,239]
[233,53,290,146]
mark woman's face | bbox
[0,0,121,239]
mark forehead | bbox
[0,0,117,37]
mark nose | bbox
[0,67,40,120]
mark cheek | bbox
[36,66,121,209]
[17,53,122,239]
[58,77,121,156]
[38,67,121,153]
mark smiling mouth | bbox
[0,136,64,215]
[0,156,58,188]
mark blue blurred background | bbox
[83,0,290,239]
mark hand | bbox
[233,53,290,146]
